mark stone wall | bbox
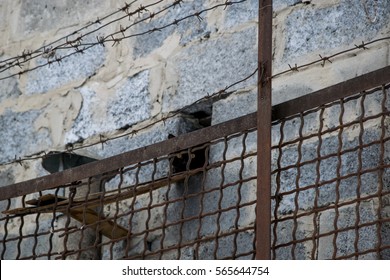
[0,0,389,259]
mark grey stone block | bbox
[64,87,100,143]
[107,70,151,129]
[197,240,216,259]
[81,114,201,160]
[179,246,195,260]
[284,0,390,61]
[26,45,105,95]
[65,70,151,143]
[17,0,108,36]
[0,109,52,164]
[273,84,314,105]
[0,57,22,102]
[0,167,14,188]
[212,90,256,125]
[224,0,258,28]
[0,3,6,32]
[163,26,257,112]
[133,0,208,58]
[274,0,303,12]
[381,220,390,259]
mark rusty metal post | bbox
[256,0,272,260]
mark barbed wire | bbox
[1,1,389,168]
[0,0,142,70]
[271,36,390,80]
[1,67,258,167]
[0,0,247,80]
[2,34,390,167]
[0,0,154,71]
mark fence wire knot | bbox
[355,41,369,50]
[288,63,299,72]
[319,54,332,67]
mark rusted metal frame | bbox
[0,113,257,201]
[1,68,389,202]
[3,144,257,216]
[45,164,256,249]
[1,68,388,260]
[272,82,390,129]
[256,0,273,260]
[272,65,390,121]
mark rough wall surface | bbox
[0,0,389,259]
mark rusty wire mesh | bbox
[0,126,257,260]
[1,70,390,260]
[271,83,390,260]
[2,0,390,262]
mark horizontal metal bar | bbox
[1,66,389,201]
[0,113,256,201]
[272,65,390,121]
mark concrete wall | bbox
[0,0,389,259]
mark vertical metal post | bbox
[256,0,272,260]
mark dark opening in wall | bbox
[189,110,212,128]
[181,99,213,129]
[168,102,213,175]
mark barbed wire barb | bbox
[271,36,390,79]
[0,66,257,168]
[0,0,248,81]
